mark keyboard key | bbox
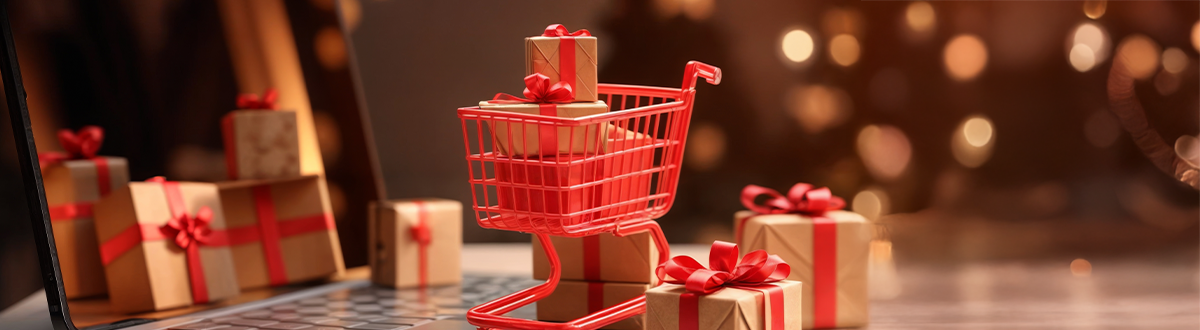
[260,322,314,329]
[377,299,399,307]
[300,316,339,323]
[297,307,332,315]
[327,311,359,318]
[344,315,387,322]
[241,311,272,318]
[228,319,280,327]
[299,298,328,305]
[371,318,428,325]
[313,320,367,327]
[271,313,304,321]
[349,295,377,303]
[327,301,356,309]
[354,305,383,312]
[210,316,243,323]
[272,304,301,311]
[168,323,229,330]
[347,324,409,330]
[381,311,436,318]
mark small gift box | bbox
[39,126,131,298]
[221,88,301,180]
[537,280,650,330]
[94,177,240,313]
[526,24,598,102]
[646,241,802,330]
[532,231,659,284]
[735,184,870,329]
[369,198,463,288]
[481,74,609,157]
[216,175,345,289]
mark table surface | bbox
[69,243,1200,329]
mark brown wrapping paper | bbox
[42,157,129,298]
[537,280,649,330]
[217,175,345,289]
[369,198,463,288]
[526,34,598,102]
[93,181,240,313]
[532,232,659,284]
[645,281,803,330]
[734,210,870,329]
[222,110,301,180]
[480,100,608,157]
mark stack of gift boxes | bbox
[45,89,347,313]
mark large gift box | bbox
[221,88,301,180]
[39,126,131,298]
[537,280,649,330]
[735,184,869,329]
[216,175,345,289]
[480,100,609,157]
[369,198,463,288]
[532,231,659,284]
[645,241,802,330]
[94,178,240,313]
[526,24,598,102]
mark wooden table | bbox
[70,243,1200,329]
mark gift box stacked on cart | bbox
[735,183,871,329]
[533,232,661,329]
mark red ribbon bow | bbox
[740,183,845,216]
[492,73,575,104]
[39,126,105,168]
[656,241,790,295]
[542,24,591,37]
[236,88,279,110]
[161,206,215,250]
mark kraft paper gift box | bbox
[94,178,240,313]
[645,281,803,330]
[480,100,609,157]
[221,89,300,180]
[526,24,598,102]
[369,198,463,288]
[40,126,131,298]
[537,280,650,330]
[532,231,659,284]
[216,175,345,289]
[734,184,870,329]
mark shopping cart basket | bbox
[458,61,721,329]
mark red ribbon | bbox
[657,241,790,330]
[491,73,572,156]
[737,183,845,328]
[583,235,601,280]
[41,126,113,223]
[540,24,587,97]
[232,185,336,286]
[410,201,432,287]
[587,282,604,314]
[236,88,279,110]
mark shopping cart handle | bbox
[681,61,721,92]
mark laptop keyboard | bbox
[171,275,541,330]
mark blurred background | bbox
[6,0,1198,269]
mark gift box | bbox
[645,241,802,330]
[532,231,659,284]
[216,175,345,289]
[480,100,609,157]
[537,280,649,330]
[94,178,240,313]
[221,88,301,180]
[40,127,131,298]
[526,24,598,102]
[369,198,463,288]
[735,184,869,329]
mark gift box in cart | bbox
[458,61,721,330]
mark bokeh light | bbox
[339,0,362,32]
[1070,258,1092,277]
[952,115,995,168]
[1193,21,1200,52]
[1069,44,1096,72]
[682,0,715,21]
[1082,0,1106,19]
[1155,69,1181,96]
[781,29,816,63]
[787,84,853,134]
[944,34,988,81]
[1083,110,1121,148]
[830,34,861,67]
[1115,35,1161,80]
[822,7,864,37]
[905,2,936,33]
[1161,47,1187,74]
[315,27,349,71]
[857,125,913,181]
[1067,23,1110,72]
[853,187,890,221]
[685,122,726,171]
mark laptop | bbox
[0,2,538,330]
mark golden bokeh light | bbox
[1161,47,1188,74]
[315,27,349,71]
[1069,44,1096,72]
[952,115,995,168]
[1115,35,1161,80]
[852,187,890,221]
[822,7,865,37]
[781,29,816,63]
[653,0,683,19]
[340,0,362,32]
[857,125,913,181]
[682,0,715,21]
[1083,0,1106,19]
[685,122,727,171]
[1070,258,1092,277]
[1083,110,1121,148]
[830,34,861,67]
[1155,70,1181,96]
[1069,23,1109,67]
[944,34,988,81]
[787,84,853,134]
[905,2,936,33]
[1193,21,1200,52]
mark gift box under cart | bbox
[457,61,721,330]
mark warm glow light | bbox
[1069,44,1097,72]
[830,34,861,67]
[853,187,890,221]
[1155,70,1181,96]
[1083,0,1106,19]
[952,115,995,168]
[1116,35,1161,80]
[340,0,362,31]
[315,27,349,71]
[944,34,988,81]
[822,8,865,37]
[1193,21,1200,52]
[905,2,935,33]
[1162,47,1187,74]
[1070,258,1092,277]
[857,125,913,181]
[682,0,714,21]
[686,123,726,171]
[782,29,816,63]
[963,117,994,147]
[1071,23,1109,64]
[787,85,852,134]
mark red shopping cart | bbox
[458,61,721,329]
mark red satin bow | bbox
[236,88,279,110]
[740,183,845,216]
[656,241,790,295]
[492,73,575,104]
[161,206,215,250]
[410,224,431,245]
[542,24,591,37]
[39,126,105,167]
